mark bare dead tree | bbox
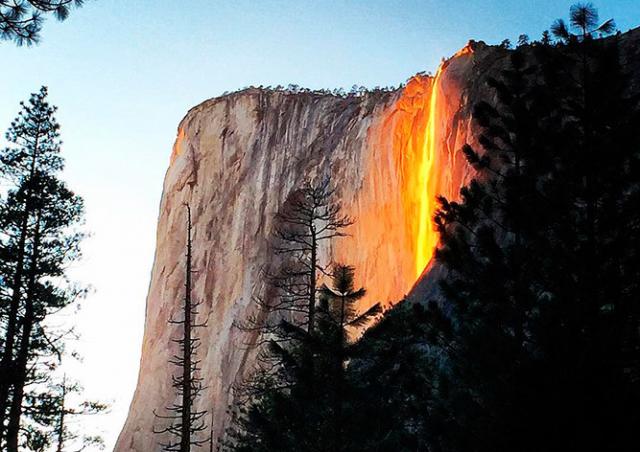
[154,204,208,452]
[240,177,352,340]
[233,176,354,387]
[272,177,353,334]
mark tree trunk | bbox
[180,206,193,452]
[308,224,317,334]
[56,376,67,452]
[0,210,29,442]
[6,211,42,452]
[334,294,346,451]
[0,134,40,442]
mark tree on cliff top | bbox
[154,204,209,452]
[551,2,615,42]
[0,0,85,45]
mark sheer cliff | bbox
[114,38,570,450]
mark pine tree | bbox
[431,22,639,449]
[269,177,353,335]
[550,2,615,43]
[0,0,85,45]
[154,204,208,452]
[50,375,107,452]
[517,34,529,47]
[430,48,556,451]
[230,177,352,433]
[345,301,442,451]
[317,264,378,451]
[227,264,377,452]
[539,7,640,447]
[225,180,364,452]
[235,177,353,374]
[0,86,87,451]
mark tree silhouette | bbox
[551,2,615,42]
[318,264,378,451]
[226,264,377,452]
[154,205,209,452]
[271,178,353,335]
[344,301,441,451]
[233,177,353,400]
[224,179,368,451]
[50,375,107,452]
[433,21,640,448]
[0,86,87,451]
[345,5,640,450]
[0,0,85,45]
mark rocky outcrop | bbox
[115,41,514,451]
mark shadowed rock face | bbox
[116,27,640,448]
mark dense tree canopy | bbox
[346,7,639,451]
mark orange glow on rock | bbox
[333,74,443,308]
[170,128,186,165]
[168,52,472,310]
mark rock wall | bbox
[115,41,498,451]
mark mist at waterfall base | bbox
[2,0,640,449]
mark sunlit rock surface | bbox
[115,41,514,451]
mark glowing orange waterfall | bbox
[390,68,445,282]
[414,67,442,277]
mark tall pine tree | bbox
[0,86,88,451]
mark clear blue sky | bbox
[0,0,638,449]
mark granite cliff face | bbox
[115,41,507,451]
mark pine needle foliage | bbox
[0,86,92,451]
[346,4,639,451]
[0,0,85,45]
